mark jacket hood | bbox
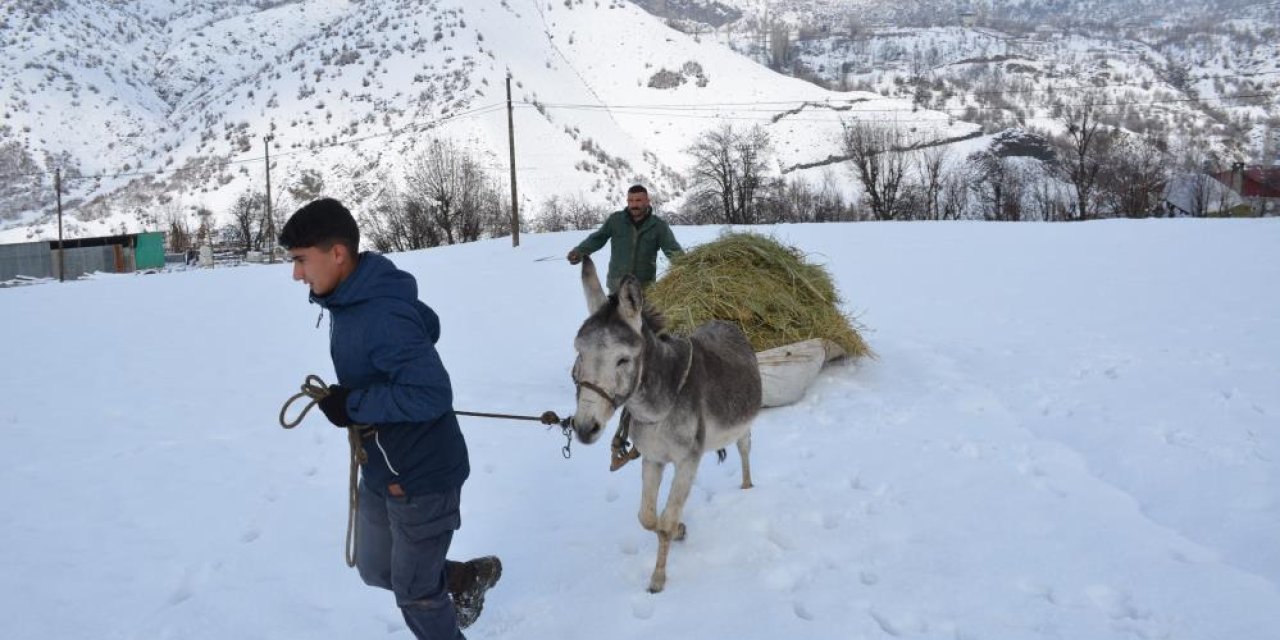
[310,252,440,343]
[311,251,411,308]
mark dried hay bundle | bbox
[648,232,871,358]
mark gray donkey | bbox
[570,256,762,593]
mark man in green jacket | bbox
[566,184,683,292]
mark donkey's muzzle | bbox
[570,416,605,444]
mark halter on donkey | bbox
[569,256,762,593]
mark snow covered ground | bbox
[1,219,1278,639]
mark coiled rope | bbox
[279,375,368,567]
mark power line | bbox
[2,88,1273,182]
[0,102,505,182]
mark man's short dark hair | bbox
[278,198,359,255]
[627,184,648,195]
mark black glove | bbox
[317,385,353,427]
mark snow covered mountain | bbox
[657,0,1279,164]
[1,0,966,242]
[1,0,1275,242]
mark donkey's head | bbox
[571,257,650,444]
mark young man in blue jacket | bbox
[280,198,499,638]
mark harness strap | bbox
[575,379,620,410]
[610,410,641,471]
[608,336,694,471]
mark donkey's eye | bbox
[617,357,631,367]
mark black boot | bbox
[447,556,502,629]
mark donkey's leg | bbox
[648,457,699,593]
[638,459,664,532]
[660,457,698,540]
[736,430,754,489]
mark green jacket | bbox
[575,208,683,292]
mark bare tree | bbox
[1097,134,1170,218]
[916,146,950,220]
[535,193,603,232]
[475,178,515,240]
[685,125,736,223]
[1185,171,1215,217]
[940,170,968,220]
[403,138,491,246]
[1055,94,1116,220]
[685,124,773,224]
[771,177,817,223]
[1028,171,1071,222]
[732,126,771,221]
[363,144,506,251]
[161,201,193,252]
[814,168,853,222]
[1170,143,1225,218]
[228,189,266,253]
[362,182,441,253]
[967,151,1027,221]
[841,121,910,220]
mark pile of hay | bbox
[647,232,871,358]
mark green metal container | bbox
[135,232,166,269]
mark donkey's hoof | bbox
[647,573,667,593]
[674,522,687,541]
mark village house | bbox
[1212,162,1280,216]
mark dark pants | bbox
[356,480,464,640]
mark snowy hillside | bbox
[1,219,1278,639]
[653,1,1279,171]
[681,1,1279,156]
[1,0,966,242]
[2,0,1276,242]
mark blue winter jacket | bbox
[311,252,469,496]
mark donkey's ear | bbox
[616,276,644,332]
[581,255,606,314]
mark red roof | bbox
[1212,166,1280,198]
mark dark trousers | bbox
[356,480,464,640]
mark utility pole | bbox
[506,73,520,247]
[264,134,276,263]
[55,167,65,282]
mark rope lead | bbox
[279,375,574,567]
